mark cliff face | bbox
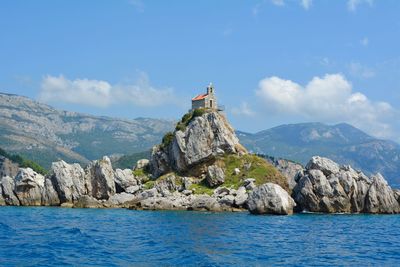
[150,111,247,177]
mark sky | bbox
[1,0,400,141]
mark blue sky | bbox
[1,0,399,141]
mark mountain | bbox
[0,93,174,168]
[237,123,400,185]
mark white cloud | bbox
[129,0,144,12]
[39,73,176,108]
[255,73,396,139]
[347,0,373,11]
[301,0,312,10]
[360,37,369,46]
[271,0,285,6]
[348,62,375,79]
[231,102,256,117]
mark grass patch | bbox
[143,180,155,190]
[217,154,288,191]
[190,181,214,196]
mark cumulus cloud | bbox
[231,102,256,117]
[255,74,396,139]
[39,73,176,108]
[347,0,373,11]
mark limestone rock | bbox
[364,174,400,214]
[14,168,44,206]
[86,156,116,200]
[293,156,400,214]
[73,195,104,209]
[247,183,295,215]
[206,165,225,187]
[114,169,137,193]
[243,178,256,191]
[155,174,177,196]
[0,186,6,206]
[49,160,87,203]
[135,159,150,170]
[267,157,304,190]
[0,156,19,178]
[234,186,248,207]
[1,176,20,206]
[107,193,136,207]
[150,111,246,177]
[189,194,222,211]
[42,178,60,206]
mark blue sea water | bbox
[0,207,399,266]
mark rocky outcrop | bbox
[293,156,400,214]
[206,165,225,187]
[114,169,137,193]
[247,183,295,215]
[85,156,116,200]
[14,168,45,206]
[0,156,19,178]
[49,160,87,203]
[150,111,246,177]
[266,157,303,190]
[1,176,20,206]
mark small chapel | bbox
[191,83,218,111]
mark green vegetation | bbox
[112,150,151,170]
[218,154,288,191]
[161,132,174,149]
[133,168,146,177]
[0,147,48,175]
[175,108,208,133]
[190,181,214,196]
[143,180,155,190]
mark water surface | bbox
[0,207,399,266]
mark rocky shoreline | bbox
[1,110,399,215]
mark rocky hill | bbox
[238,123,400,185]
[0,93,174,168]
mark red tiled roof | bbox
[192,93,208,101]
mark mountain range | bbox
[1,92,399,185]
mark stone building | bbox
[191,83,218,110]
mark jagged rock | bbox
[364,174,400,214]
[0,156,19,178]
[42,178,60,206]
[49,160,87,203]
[135,159,150,170]
[150,111,246,177]
[73,196,104,209]
[86,156,116,200]
[1,176,20,206]
[206,165,225,187]
[293,156,400,214]
[14,168,44,206]
[243,178,256,191]
[138,188,159,200]
[114,169,137,193]
[155,174,177,196]
[305,156,340,177]
[182,190,193,196]
[267,157,304,190]
[139,192,190,210]
[234,186,248,207]
[126,185,140,194]
[218,194,235,206]
[247,183,295,215]
[213,187,230,197]
[179,177,192,192]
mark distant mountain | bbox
[0,93,174,168]
[237,123,400,185]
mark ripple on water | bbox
[0,207,400,266]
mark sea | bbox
[0,207,399,266]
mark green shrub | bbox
[175,123,186,132]
[161,132,174,149]
[192,108,206,118]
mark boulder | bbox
[49,160,87,204]
[247,183,295,215]
[305,156,340,177]
[86,156,116,200]
[42,178,60,206]
[14,168,44,206]
[266,157,304,190]
[114,169,137,193]
[107,193,136,207]
[154,174,177,196]
[234,186,248,207]
[206,165,225,187]
[243,178,256,191]
[135,159,150,170]
[189,194,222,211]
[233,168,241,175]
[1,176,20,206]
